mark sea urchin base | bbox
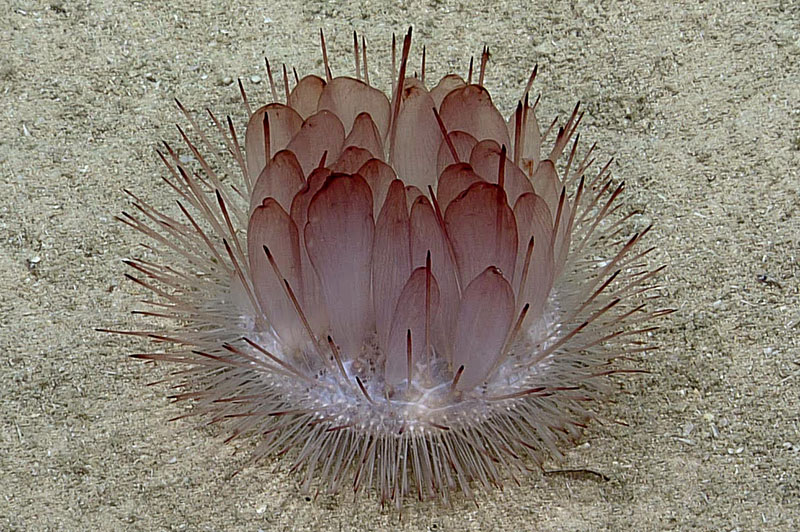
[111,28,666,508]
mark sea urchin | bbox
[112,28,666,508]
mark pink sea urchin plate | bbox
[112,28,667,508]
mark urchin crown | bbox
[117,28,665,507]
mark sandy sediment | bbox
[1,1,798,530]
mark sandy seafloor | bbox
[1,0,799,530]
